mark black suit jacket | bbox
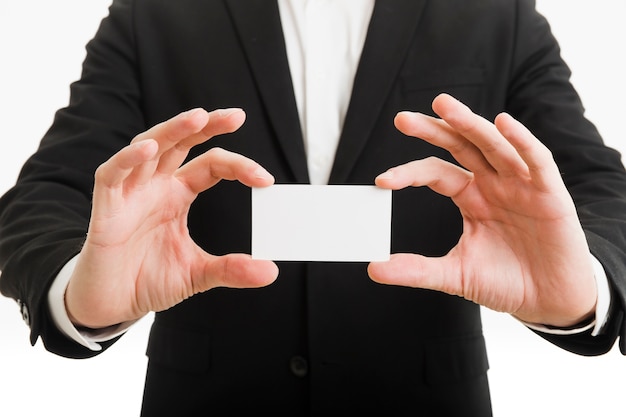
[2,0,626,415]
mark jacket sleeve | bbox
[505,0,626,355]
[0,0,141,358]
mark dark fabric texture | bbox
[2,0,626,415]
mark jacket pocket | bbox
[145,322,212,374]
[400,67,485,92]
[423,333,489,386]
[399,68,486,115]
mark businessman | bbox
[1,1,625,415]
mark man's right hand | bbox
[65,108,279,329]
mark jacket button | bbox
[20,302,30,327]
[290,356,308,378]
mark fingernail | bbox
[217,108,242,117]
[184,108,203,116]
[254,166,272,179]
[377,170,394,180]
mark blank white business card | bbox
[252,184,391,262]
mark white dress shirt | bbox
[47,0,610,350]
[280,0,375,185]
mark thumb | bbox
[196,253,279,291]
[368,253,461,297]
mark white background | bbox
[1,1,625,416]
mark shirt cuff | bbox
[47,255,137,351]
[523,254,611,337]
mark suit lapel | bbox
[225,0,309,183]
[329,0,427,183]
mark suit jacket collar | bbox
[330,0,427,183]
[226,0,427,184]
[225,0,309,183]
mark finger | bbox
[494,112,561,192]
[156,108,246,175]
[129,108,246,183]
[131,107,211,146]
[94,139,159,190]
[126,108,209,182]
[430,93,528,176]
[91,140,159,219]
[368,253,462,297]
[197,253,279,290]
[394,111,493,175]
[176,147,275,195]
[375,157,473,198]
